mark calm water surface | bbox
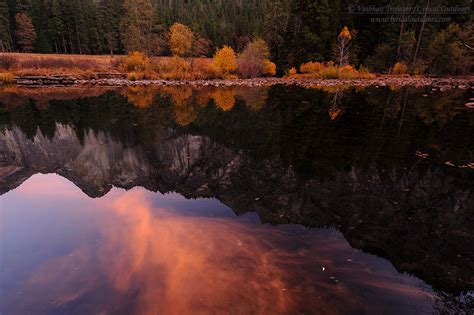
[0,85,473,314]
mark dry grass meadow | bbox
[0,53,213,79]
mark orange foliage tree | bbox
[169,23,194,57]
[212,45,237,78]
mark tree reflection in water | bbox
[0,85,472,314]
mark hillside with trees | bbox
[0,0,472,75]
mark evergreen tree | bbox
[284,0,336,67]
[47,0,64,52]
[121,0,165,55]
[99,0,122,55]
[263,0,289,72]
[0,0,12,51]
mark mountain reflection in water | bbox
[0,85,473,314]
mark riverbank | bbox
[11,75,474,90]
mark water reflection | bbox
[0,85,473,314]
[2,174,437,314]
[116,85,268,120]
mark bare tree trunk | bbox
[396,3,406,60]
[413,0,429,65]
[75,19,82,54]
[62,34,67,53]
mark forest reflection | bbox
[118,85,269,125]
[0,84,470,132]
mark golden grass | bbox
[0,53,118,77]
[0,52,215,79]
[0,72,14,83]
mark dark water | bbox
[0,85,473,314]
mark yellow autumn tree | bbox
[169,23,193,57]
[213,45,237,78]
[334,26,352,67]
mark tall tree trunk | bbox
[62,34,67,53]
[413,0,429,65]
[396,3,406,60]
[74,18,82,54]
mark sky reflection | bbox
[1,174,437,314]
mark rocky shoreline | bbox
[12,75,474,89]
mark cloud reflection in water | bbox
[1,174,435,315]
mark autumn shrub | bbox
[191,58,216,79]
[119,51,150,72]
[0,72,14,83]
[119,51,166,80]
[0,55,18,70]
[338,65,359,79]
[288,61,374,79]
[300,61,325,74]
[213,46,237,78]
[391,62,408,75]
[285,67,297,78]
[319,62,339,79]
[262,60,276,76]
[127,71,145,81]
[124,57,216,80]
[155,56,192,80]
[237,38,276,78]
[358,65,375,79]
